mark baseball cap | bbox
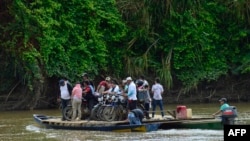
[122,80,127,84]
[105,77,111,81]
[59,79,65,86]
[126,77,132,81]
[219,98,227,102]
[136,80,144,87]
[82,73,88,77]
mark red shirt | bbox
[84,86,91,94]
[99,81,109,89]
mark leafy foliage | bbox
[1,0,127,89]
[1,0,250,108]
[117,0,250,91]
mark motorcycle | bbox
[90,93,127,121]
[63,97,90,121]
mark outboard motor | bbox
[221,106,237,125]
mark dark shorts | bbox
[128,100,137,110]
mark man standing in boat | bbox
[151,77,165,118]
[81,73,95,94]
[123,77,137,111]
[82,80,97,112]
[136,79,151,119]
[59,79,73,121]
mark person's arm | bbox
[151,85,155,93]
[57,87,61,102]
[96,84,101,92]
[212,110,221,117]
[83,87,91,95]
[96,81,105,92]
[71,88,75,98]
[137,86,143,92]
[67,83,73,94]
[161,86,164,94]
[102,88,111,94]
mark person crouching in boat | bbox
[128,109,144,125]
[71,82,83,121]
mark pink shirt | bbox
[72,84,82,99]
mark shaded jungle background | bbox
[0,0,250,111]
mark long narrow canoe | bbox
[159,118,223,130]
[33,114,161,132]
[33,114,225,132]
[181,119,223,129]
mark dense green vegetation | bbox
[0,0,249,110]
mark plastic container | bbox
[176,105,187,119]
[186,108,192,119]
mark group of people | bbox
[122,76,165,125]
[58,74,165,124]
[58,73,97,121]
[58,73,236,126]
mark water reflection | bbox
[0,103,249,141]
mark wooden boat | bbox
[33,114,161,132]
[162,109,225,130]
[159,118,223,130]
[33,114,225,132]
[179,119,223,129]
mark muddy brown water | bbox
[0,103,250,141]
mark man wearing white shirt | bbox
[123,77,137,111]
[59,79,72,121]
[151,77,164,118]
[102,80,120,95]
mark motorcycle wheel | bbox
[102,106,117,121]
[63,106,73,121]
[97,106,107,121]
[90,105,100,120]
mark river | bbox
[0,103,250,141]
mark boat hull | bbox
[159,119,223,130]
[33,114,224,132]
[33,114,160,132]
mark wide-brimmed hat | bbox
[219,98,227,102]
